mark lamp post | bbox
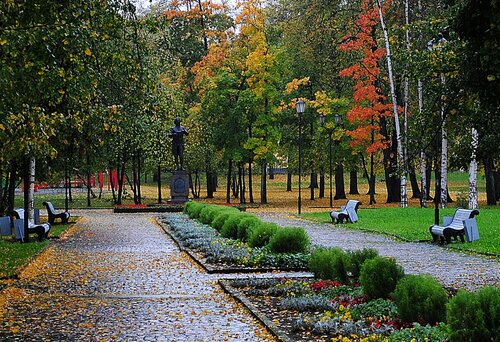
[319,113,342,208]
[296,100,305,215]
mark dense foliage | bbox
[1,0,498,213]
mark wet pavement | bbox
[1,210,498,341]
[255,212,500,291]
[0,210,275,341]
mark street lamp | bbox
[296,100,305,215]
[319,113,342,208]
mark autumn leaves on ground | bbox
[0,212,275,341]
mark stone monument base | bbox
[168,170,189,204]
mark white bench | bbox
[429,208,479,244]
[0,216,12,239]
[330,200,361,224]
[13,209,51,242]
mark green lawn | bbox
[0,221,73,279]
[301,207,500,257]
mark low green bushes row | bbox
[308,244,499,338]
[184,202,310,254]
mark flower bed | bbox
[220,277,449,342]
[159,213,309,273]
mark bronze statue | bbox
[169,117,188,170]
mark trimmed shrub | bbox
[184,202,205,219]
[199,205,220,225]
[220,212,251,239]
[267,227,310,254]
[211,208,238,231]
[236,216,260,242]
[447,286,500,342]
[360,256,404,300]
[247,222,278,248]
[347,248,379,281]
[308,248,351,284]
[392,274,447,324]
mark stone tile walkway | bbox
[1,209,498,341]
[255,212,499,291]
[0,210,275,341]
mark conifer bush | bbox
[211,208,238,231]
[308,248,351,283]
[392,274,447,324]
[360,256,404,300]
[447,286,500,342]
[347,248,379,281]
[184,202,205,219]
[199,205,220,225]
[267,227,310,254]
[220,212,251,239]
[247,222,278,248]
[236,215,260,242]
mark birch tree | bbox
[374,0,407,207]
[468,127,479,209]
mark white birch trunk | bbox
[440,75,448,208]
[375,0,407,207]
[420,150,427,208]
[403,0,410,169]
[417,0,426,208]
[468,127,479,209]
[28,156,35,224]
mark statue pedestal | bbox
[169,170,189,204]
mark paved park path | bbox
[1,210,498,341]
[255,212,500,291]
[0,210,275,341]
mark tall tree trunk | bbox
[86,154,91,208]
[420,151,427,207]
[381,117,400,203]
[349,169,359,195]
[468,128,479,209]
[157,164,162,203]
[239,163,246,204]
[248,158,254,203]
[484,157,496,205]
[117,162,125,205]
[137,154,142,204]
[206,170,214,199]
[495,171,500,202]
[310,172,317,200]
[369,152,376,204]
[226,159,232,203]
[319,169,325,198]
[425,156,433,200]
[408,162,421,199]
[286,168,292,192]
[375,0,407,207]
[440,76,448,208]
[132,154,138,204]
[334,164,346,200]
[231,170,239,199]
[261,160,267,204]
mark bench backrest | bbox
[449,209,479,228]
[45,201,56,214]
[14,209,24,220]
[345,200,360,211]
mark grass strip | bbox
[302,207,500,256]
